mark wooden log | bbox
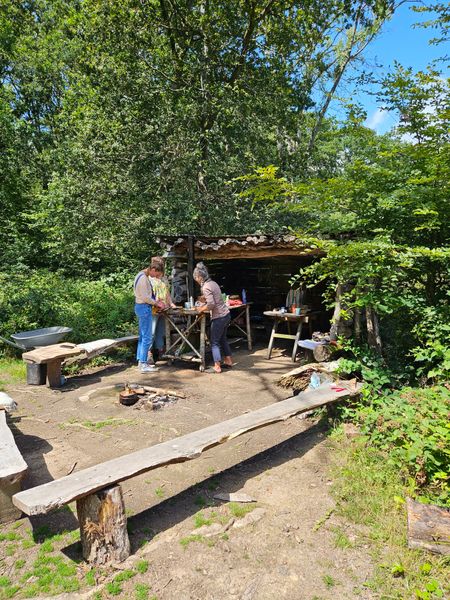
[0,411,28,523]
[142,386,186,398]
[313,345,332,362]
[406,497,450,555]
[46,359,63,388]
[76,485,130,565]
[13,384,361,516]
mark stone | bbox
[232,508,266,529]
[213,492,256,503]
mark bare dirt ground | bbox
[1,345,375,600]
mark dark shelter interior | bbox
[158,235,330,343]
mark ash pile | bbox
[119,384,185,410]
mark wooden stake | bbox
[76,485,130,565]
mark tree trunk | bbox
[330,283,353,341]
[354,307,361,342]
[76,485,130,565]
[365,306,382,354]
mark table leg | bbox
[267,320,278,360]
[164,314,171,353]
[245,305,252,350]
[199,314,206,370]
[46,359,62,388]
[291,322,303,362]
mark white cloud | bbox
[365,108,389,131]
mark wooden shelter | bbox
[158,234,328,334]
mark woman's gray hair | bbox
[193,262,209,283]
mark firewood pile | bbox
[277,360,342,392]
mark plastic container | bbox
[242,289,247,304]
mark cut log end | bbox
[407,497,450,555]
[76,485,130,565]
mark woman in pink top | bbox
[194,262,233,373]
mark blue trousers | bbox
[152,314,165,351]
[135,303,153,363]
[210,313,231,363]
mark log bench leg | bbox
[0,475,24,524]
[76,485,131,565]
[46,359,63,388]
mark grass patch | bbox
[105,581,122,596]
[85,569,96,586]
[322,574,336,588]
[14,559,26,571]
[0,532,21,542]
[135,582,150,600]
[60,417,137,430]
[193,512,213,528]
[136,560,149,574]
[0,358,26,389]
[332,527,354,549]
[330,430,449,599]
[179,534,205,549]
[228,502,257,519]
[114,569,136,583]
[154,487,165,498]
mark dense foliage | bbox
[343,386,450,507]
[239,65,450,382]
[0,271,135,344]
[1,0,401,275]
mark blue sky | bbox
[349,2,446,134]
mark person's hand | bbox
[155,300,165,310]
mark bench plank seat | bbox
[1,410,28,523]
[0,411,28,481]
[22,343,82,364]
[13,384,360,516]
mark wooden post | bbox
[1,410,28,523]
[245,304,253,351]
[76,485,130,565]
[0,478,23,524]
[46,359,63,388]
[267,320,278,359]
[187,235,195,302]
[199,314,206,370]
[291,322,303,362]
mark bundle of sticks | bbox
[276,360,343,392]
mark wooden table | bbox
[22,336,139,388]
[264,310,318,362]
[163,304,252,371]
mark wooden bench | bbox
[0,407,28,523]
[13,383,360,564]
[22,336,138,387]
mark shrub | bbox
[351,386,450,507]
[0,270,136,353]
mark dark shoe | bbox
[151,348,160,364]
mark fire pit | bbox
[119,384,185,410]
